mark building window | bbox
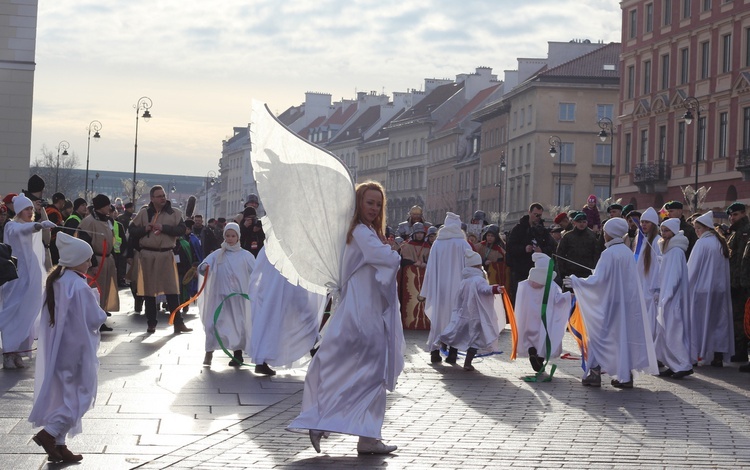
[743,107,750,150]
[661,54,670,89]
[719,111,728,158]
[520,108,525,127]
[700,41,710,79]
[664,0,672,25]
[554,183,573,206]
[624,133,632,172]
[680,47,689,84]
[677,121,686,164]
[513,111,517,129]
[597,104,614,119]
[646,3,654,32]
[627,65,635,99]
[560,143,574,163]
[682,0,691,18]
[659,125,667,160]
[640,129,648,163]
[595,143,612,165]
[629,9,638,38]
[559,103,576,121]
[702,0,712,11]
[593,185,609,202]
[746,27,750,67]
[643,60,652,93]
[528,105,532,124]
[698,116,707,161]
[413,139,418,155]
[722,33,732,74]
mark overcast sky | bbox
[31,0,622,177]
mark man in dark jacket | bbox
[506,202,554,304]
[726,202,750,366]
[556,212,601,288]
[239,207,265,257]
[665,201,697,258]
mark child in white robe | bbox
[514,253,572,372]
[438,249,504,371]
[197,223,256,367]
[29,232,107,463]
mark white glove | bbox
[562,276,573,289]
[41,220,57,229]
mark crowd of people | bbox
[1,175,749,460]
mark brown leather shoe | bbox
[32,429,62,462]
[56,445,83,462]
[173,323,193,334]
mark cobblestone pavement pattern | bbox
[1,288,749,469]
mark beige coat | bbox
[129,203,184,297]
[79,214,120,312]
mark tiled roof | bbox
[297,115,326,139]
[363,109,406,144]
[539,42,620,79]
[329,105,382,145]
[438,84,501,133]
[390,82,464,125]
[325,102,358,126]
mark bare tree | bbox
[30,145,83,198]
[121,178,148,205]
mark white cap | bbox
[695,212,714,229]
[641,207,659,226]
[443,212,461,228]
[224,222,240,237]
[661,217,682,236]
[603,217,628,239]
[56,232,93,268]
[12,194,33,213]
[528,253,556,285]
[465,249,481,267]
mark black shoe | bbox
[672,369,694,379]
[146,325,156,334]
[658,368,674,377]
[711,352,724,367]
[445,347,458,364]
[100,324,113,332]
[229,350,243,367]
[173,323,193,334]
[611,379,633,389]
[528,347,543,372]
[739,363,750,373]
[255,362,276,376]
[730,354,749,363]
[105,311,112,317]
[430,350,442,363]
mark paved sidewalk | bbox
[1,288,749,469]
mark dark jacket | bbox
[680,217,697,259]
[728,215,750,289]
[240,219,265,257]
[506,215,554,275]
[556,227,600,278]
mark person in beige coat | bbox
[128,185,192,334]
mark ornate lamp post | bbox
[681,96,703,211]
[493,152,507,213]
[84,120,102,196]
[55,140,70,193]
[132,96,153,203]
[597,117,615,198]
[205,170,217,217]
[548,135,562,205]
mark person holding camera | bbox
[239,207,265,257]
[506,203,554,305]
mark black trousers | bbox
[144,294,181,327]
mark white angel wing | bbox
[250,100,355,295]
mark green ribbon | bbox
[213,292,252,366]
[523,258,557,382]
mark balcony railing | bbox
[736,148,750,181]
[633,161,670,193]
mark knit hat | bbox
[2,193,17,205]
[56,232,93,268]
[224,222,240,237]
[603,217,628,239]
[695,212,714,229]
[92,194,111,210]
[245,194,259,205]
[528,253,556,285]
[640,207,659,226]
[553,213,568,224]
[465,249,482,267]
[12,194,33,213]
[726,202,746,215]
[661,218,681,236]
[587,194,597,204]
[27,174,45,193]
[243,207,256,218]
[73,198,87,210]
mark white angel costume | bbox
[29,269,107,440]
[197,225,256,353]
[421,212,470,351]
[0,199,45,358]
[514,254,572,360]
[245,246,326,367]
[654,229,692,373]
[634,207,662,338]
[570,218,658,382]
[687,230,735,364]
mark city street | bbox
[1,288,749,469]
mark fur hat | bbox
[12,194,33,213]
[528,253,556,285]
[56,232,93,268]
[92,194,110,210]
[695,212,714,229]
[640,207,659,226]
[465,249,482,267]
[603,217,628,239]
[661,218,682,236]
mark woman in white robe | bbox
[288,182,404,455]
[654,219,693,378]
[244,246,326,375]
[687,215,734,366]
[567,218,658,388]
[0,194,50,369]
[29,232,107,463]
[197,223,256,367]
[635,207,662,339]
[438,249,505,371]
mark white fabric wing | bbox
[250,100,354,295]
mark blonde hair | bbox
[347,181,387,244]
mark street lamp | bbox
[493,152,506,213]
[681,96,703,211]
[597,117,615,198]
[84,120,102,196]
[549,135,562,205]
[55,140,70,193]
[132,96,153,204]
[205,170,217,217]
[91,172,100,196]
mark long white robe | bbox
[245,247,326,367]
[514,279,572,359]
[0,221,45,354]
[635,232,661,339]
[654,234,692,372]
[570,239,658,381]
[438,267,506,352]
[29,270,107,437]
[687,232,735,363]
[420,234,470,350]
[288,223,404,439]
[197,245,256,352]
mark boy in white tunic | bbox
[29,232,107,463]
